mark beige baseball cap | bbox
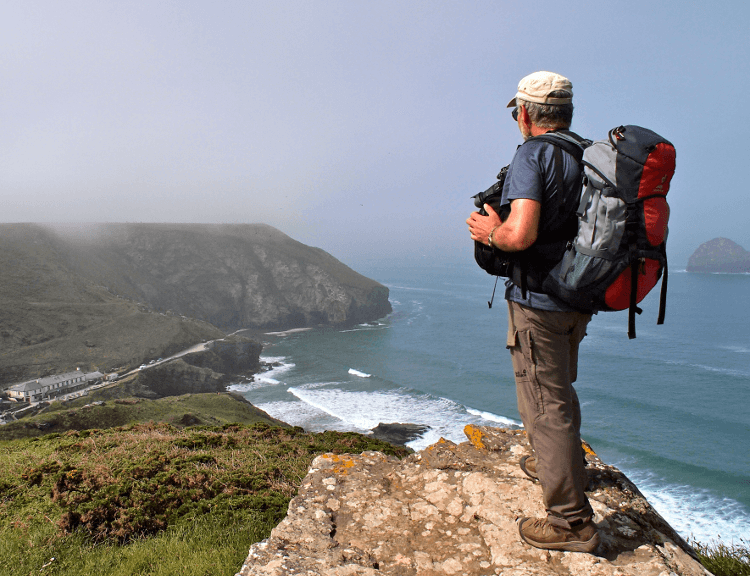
[507,71,573,107]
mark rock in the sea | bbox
[236,426,709,576]
[687,237,750,273]
[369,422,431,447]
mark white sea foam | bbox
[719,344,750,354]
[276,386,523,452]
[348,369,371,378]
[227,380,272,392]
[228,356,294,391]
[339,325,388,333]
[260,356,295,373]
[664,360,750,379]
[466,408,521,427]
[263,328,313,336]
[254,400,343,430]
[624,468,750,544]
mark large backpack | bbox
[542,125,676,338]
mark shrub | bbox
[692,539,750,576]
[6,421,408,544]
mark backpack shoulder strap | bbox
[509,131,590,297]
[530,130,590,164]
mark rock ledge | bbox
[236,426,709,576]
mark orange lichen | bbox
[319,453,358,475]
[581,440,598,457]
[464,425,486,450]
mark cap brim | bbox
[506,97,517,108]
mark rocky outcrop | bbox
[687,237,750,272]
[129,359,228,398]
[109,336,262,399]
[370,422,432,447]
[237,426,708,576]
[181,336,263,374]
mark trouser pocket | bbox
[510,329,544,417]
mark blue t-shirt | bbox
[501,136,582,312]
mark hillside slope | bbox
[0,223,390,382]
[41,223,391,329]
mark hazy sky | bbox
[2,1,748,268]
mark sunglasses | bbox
[512,107,519,121]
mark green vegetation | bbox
[0,392,287,441]
[1,422,409,576]
[0,222,390,384]
[0,281,224,385]
[0,223,225,384]
[693,538,750,576]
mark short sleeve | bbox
[502,141,549,204]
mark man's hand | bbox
[468,199,541,252]
[466,204,502,246]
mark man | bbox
[466,71,599,553]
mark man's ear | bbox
[518,104,530,126]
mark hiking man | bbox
[466,71,600,553]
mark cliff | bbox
[0,223,390,382]
[237,426,709,576]
[46,222,391,330]
[687,237,750,273]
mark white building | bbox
[7,370,104,403]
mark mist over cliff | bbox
[0,223,391,381]
[6,223,390,329]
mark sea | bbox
[228,260,750,546]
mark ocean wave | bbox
[466,408,521,427]
[624,468,750,544]
[233,356,295,388]
[279,385,523,452]
[263,327,313,336]
[254,400,340,430]
[339,324,389,333]
[718,344,750,354]
[227,380,275,392]
[298,381,343,390]
[664,360,750,379]
[348,369,371,378]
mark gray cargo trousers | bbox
[506,301,594,527]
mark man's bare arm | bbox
[466,198,540,252]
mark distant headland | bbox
[686,237,750,273]
[0,223,391,384]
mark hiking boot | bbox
[519,455,539,482]
[518,516,600,553]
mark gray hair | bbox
[518,90,574,129]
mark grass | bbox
[692,538,750,576]
[0,421,409,576]
[0,392,286,441]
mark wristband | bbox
[488,225,500,248]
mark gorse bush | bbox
[4,421,409,545]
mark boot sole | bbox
[518,517,601,553]
[519,456,539,482]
